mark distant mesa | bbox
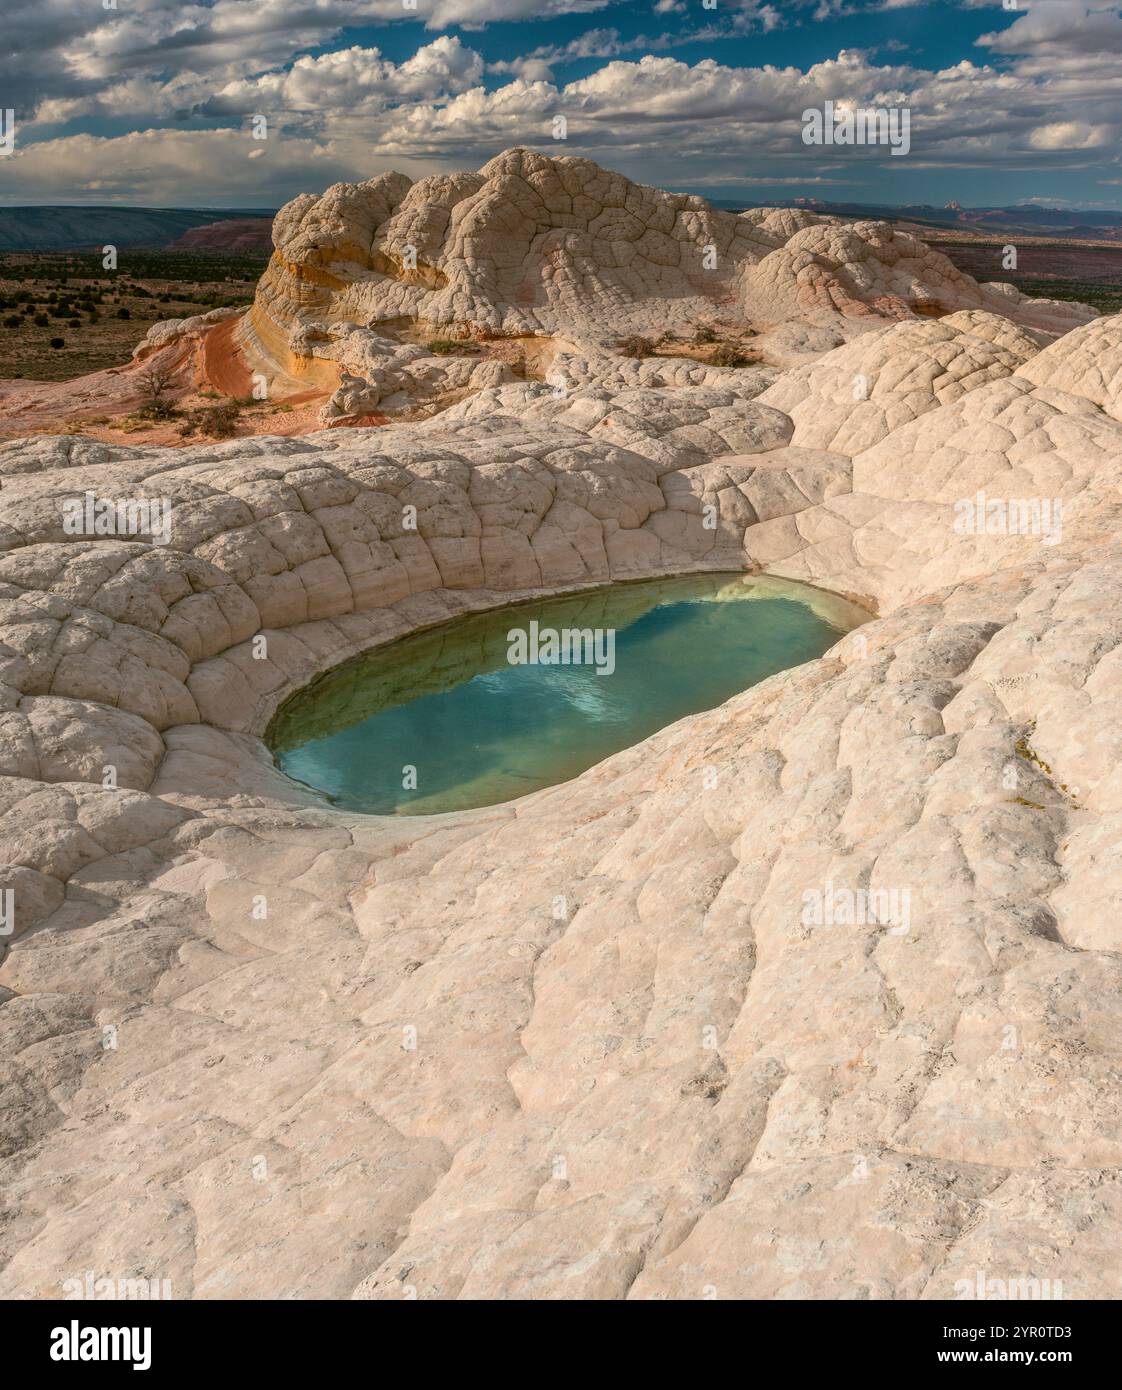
[761,196,1122,241]
[0,206,276,253]
[164,218,276,255]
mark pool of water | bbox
[267,572,867,816]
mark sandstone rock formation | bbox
[741,221,1089,339]
[0,161,1119,1300]
[240,148,1096,414]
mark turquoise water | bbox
[268,572,866,816]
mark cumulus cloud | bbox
[1029,121,1113,149]
[977,1,1122,59]
[489,27,696,81]
[2,0,621,118]
[198,38,485,118]
[487,7,782,82]
[0,127,356,203]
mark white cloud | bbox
[2,0,622,118]
[0,127,356,202]
[1029,121,1112,149]
[977,1,1122,59]
[200,38,485,117]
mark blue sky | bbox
[1,1,1119,208]
[340,3,992,79]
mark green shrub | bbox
[426,338,477,355]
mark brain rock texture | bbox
[238,148,1095,414]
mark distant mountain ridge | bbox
[715,199,1122,241]
[0,206,276,252]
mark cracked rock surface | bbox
[0,206,1120,1297]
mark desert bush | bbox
[136,361,181,417]
[617,335,654,359]
[179,399,240,439]
[206,401,241,437]
[49,337,65,349]
[693,324,718,344]
[3,315,20,328]
[34,313,49,327]
[708,342,752,368]
[426,338,477,355]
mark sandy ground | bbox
[0,316,338,445]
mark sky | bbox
[0,0,1119,210]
